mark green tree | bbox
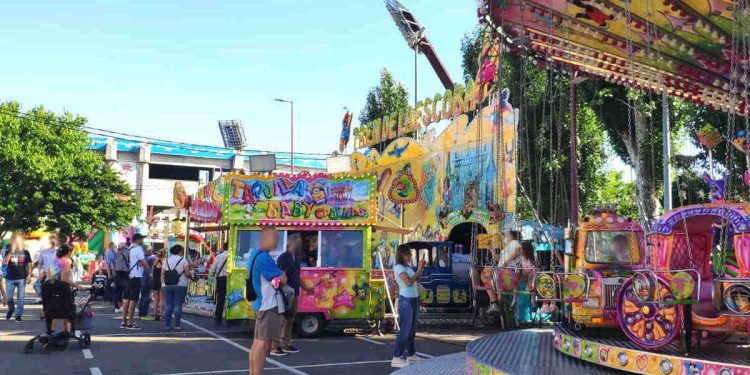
[460,27,486,83]
[358,67,410,125]
[0,101,140,238]
[597,170,638,217]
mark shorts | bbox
[124,278,142,301]
[254,309,281,341]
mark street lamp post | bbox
[274,98,294,174]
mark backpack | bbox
[245,251,262,301]
[164,257,183,286]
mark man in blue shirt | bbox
[247,228,286,375]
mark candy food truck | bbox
[222,172,389,336]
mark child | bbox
[91,269,108,300]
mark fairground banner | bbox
[224,173,376,226]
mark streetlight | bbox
[274,98,294,174]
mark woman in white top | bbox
[161,245,193,331]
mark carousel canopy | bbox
[481,0,750,114]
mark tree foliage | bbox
[0,101,140,238]
[358,67,410,125]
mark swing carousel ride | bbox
[462,0,750,374]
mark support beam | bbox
[570,77,579,226]
[662,92,672,211]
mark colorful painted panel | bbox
[485,0,750,115]
[651,203,750,234]
[299,269,371,319]
[352,100,518,252]
[554,327,750,375]
[224,173,376,226]
[223,268,373,321]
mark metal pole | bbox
[290,101,295,175]
[662,92,672,211]
[184,206,191,261]
[569,77,579,225]
[414,44,418,108]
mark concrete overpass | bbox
[88,135,327,214]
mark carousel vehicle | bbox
[541,209,645,331]
[401,241,472,311]
[617,198,750,349]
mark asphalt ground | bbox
[0,287,465,375]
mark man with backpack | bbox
[113,243,130,313]
[247,228,286,375]
[209,244,229,326]
[121,234,150,330]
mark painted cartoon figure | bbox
[462,178,479,219]
[703,173,726,203]
[310,182,327,204]
[572,0,615,27]
[681,361,704,375]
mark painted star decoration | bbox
[333,290,355,309]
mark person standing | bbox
[121,234,149,330]
[3,234,32,321]
[162,245,192,331]
[112,244,130,313]
[104,242,117,272]
[270,234,313,356]
[138,247,156,320]
[209,245,229,326]
[35,234,59,304]
[248,228,287,375]
[391,244,425,368]
[47,244,82,332]
[151,250,165,321]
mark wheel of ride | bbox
[617,276,682,349]
[78,332,91,349]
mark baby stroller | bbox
[24,279,94,353]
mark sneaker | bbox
[391,357,408,368]
[487,302,500,313]
[407,355,423,363]
[270,348,288,357]
[15,316,23,322]
[172,326,182,331]
[120,322,128,329]
[34,298,42,304]
[114,308,121,314]
[126,324,142,330]
[281,345,300,354]
[164,326,172,331]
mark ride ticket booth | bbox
[223,172,390,336]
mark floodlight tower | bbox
[218,120,247,151]
[384,0,453,109]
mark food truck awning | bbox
[371,224,412,235]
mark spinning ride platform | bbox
[466,327,626,375]
[553,324,750,375]
[464,325,750,375]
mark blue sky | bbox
[2,0,477,154]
